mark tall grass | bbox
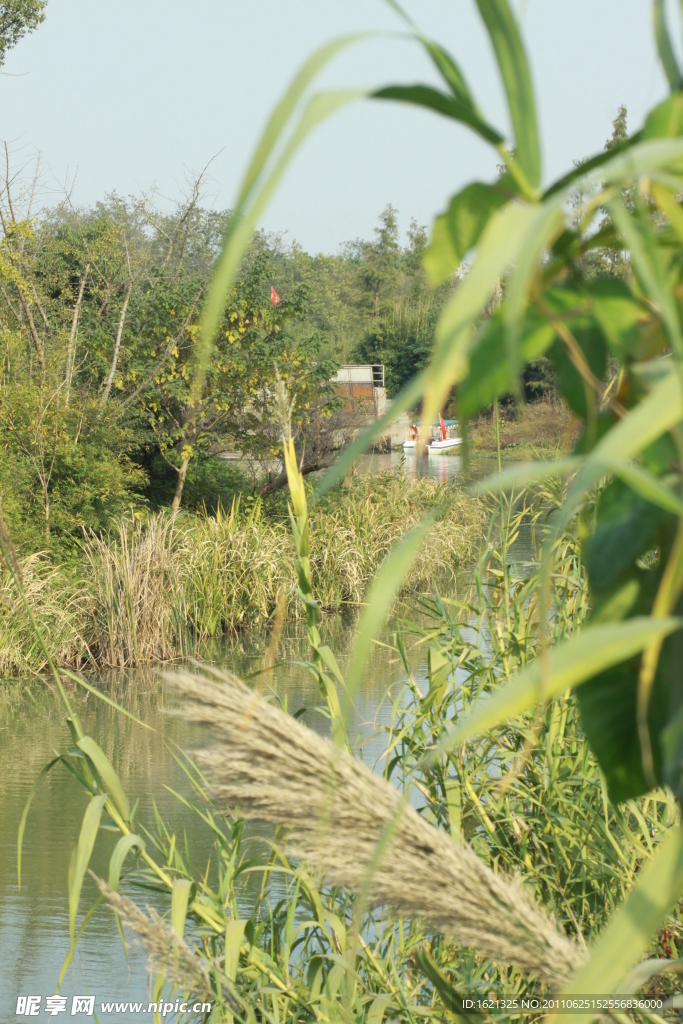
[0,473,486,675]
[0,553,89,677]
[469,398,576,459]
[82,513,189,668]
[77,482,676,1021]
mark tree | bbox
[351,211,454,395]
[0,0,46,66]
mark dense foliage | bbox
[0,172,462,556]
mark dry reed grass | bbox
[82,513,186,667]
[470,398,576,456]
[0,553,88,676]
[168,669,586,985]
[311,474,485,606]
[1,476,485,674]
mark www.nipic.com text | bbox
[16,996,213,1016]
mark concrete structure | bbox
[332,365,411,448]
[333,364,386,420]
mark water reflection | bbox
[356,449,463,482]
[0,616,429,1020]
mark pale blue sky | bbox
[0,1,676,252]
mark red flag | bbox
[439,414,447,441]
[270,285,281,306]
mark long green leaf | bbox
[653,0,682,91]
[547,824,683,1024]
[171,877,194,938]
[372,83,503,145]
[413,947,478,1022]
[344,514,435,723]
[608,200,683,360]
[108,833,145,891]
[192,32,368,402]
[225,919,247,981]
[78,736,130,824]
[422,200,545,428]
[315,368,427,499]
[428,617,681,761]
[474,0,540,190]
[17,756,61,889]
[69,794,106,944]
[235,34,367,209]
[57,894,104,992]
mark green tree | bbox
[0,0,46,66]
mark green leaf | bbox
[608,200,683,360]
[547,825,683,1024]
[643,93,683,138]
[171,877,194,939]
[608,462,683,517]
[474,0,541,190]
[315,368,427,499]
[545,366,683,545]
[412,947,479,1022]
[577,612,670,803]
[425,181,512,285]
[585,480,667,592]
[344,514,435,723]
[235,34,367,210]
[108,833,145,891]
[192,32,368,402]
[372,83,503,146]
[548,327,606,419]
[589,278,648,359]
[428,617,681,762]
[17,756,60,889]
[653,0,682,92]
[458,313,555,419]
[543,133,642,199]
[69,794,106,944]
[366,993,393,1024]
[225,919,247,981]
[423,199,542,428]
[77,736,130,824]
[57,895,104,993]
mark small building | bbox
[333,364,386,418]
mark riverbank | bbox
[469,398,576,460]
[0,472,486,677]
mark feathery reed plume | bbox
[168,670,586,984]
[91,875,237,1012]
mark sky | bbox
[0,1,677,254]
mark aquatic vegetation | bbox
[0,472,485,676]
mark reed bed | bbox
[470,397,576,458]
[0,473,486,675]
[169,668,585,984]
[0,553,88,677]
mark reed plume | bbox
[169,670,586,984]
[91,875,238,1012]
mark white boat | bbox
[427,436,462,454]
[403,436,462,452]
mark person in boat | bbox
[409,423,418,441]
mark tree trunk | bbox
[65,264,90,404]
[171,456,190,512]
[17,289,45,374]
[100,279,133,406]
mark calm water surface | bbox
[0,465,534,1021]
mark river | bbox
[0,456,530,1020]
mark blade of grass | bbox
[427,617,682,762]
